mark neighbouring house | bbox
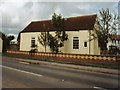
[0,35,3,53]
[108,35,120,49]
[18,14,100,55]
[0,32,6,53]
[111,35,120,49]
[0,32,5,53]
[108,35,120,54]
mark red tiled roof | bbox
[112,35,120,40]
[21,14,97,33]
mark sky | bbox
[0,0,119,41]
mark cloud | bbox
[0,1,119,40]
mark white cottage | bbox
[18,14,100,55]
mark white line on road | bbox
[19,62,30,65]
[1,65,42,77]
[93,86,108,90]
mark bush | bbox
[29,49,37,55]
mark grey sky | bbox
[0,0,119,40]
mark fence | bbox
[6,51,118,65]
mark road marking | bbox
[93,86,108,90]
[1,65,42,77]
[19,62,30,65]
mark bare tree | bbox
[92,8,118,54]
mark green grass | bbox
[47,59,118,69]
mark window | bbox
[118,40,120,44]
[114,40,116,44]
[84,41,87,47]
[112,40,116,44]
[73,37,79,49]
[31,37,35,48]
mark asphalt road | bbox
[2,56,119,89]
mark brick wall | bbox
[6,51,119,65]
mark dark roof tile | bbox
[21,14,97,33]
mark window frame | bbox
[31,37,35,48]
[83,41,88,48]
[73,37,79,49]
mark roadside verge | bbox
[17,58,118,75]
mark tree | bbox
[5,35,15,52]
[38,31,49,52]
[47,33,59,53]
[51,13,68,53]
[6,35,15,45]
[92,8,118,54]
[0,32,15,52]
[38,13,68,53]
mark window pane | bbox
[118,40,120,44]
[84,42,87,47]
[31,37,35,48]
[73,37,79,49]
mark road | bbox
[2,56,118,89]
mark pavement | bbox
[16,58,119,75]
